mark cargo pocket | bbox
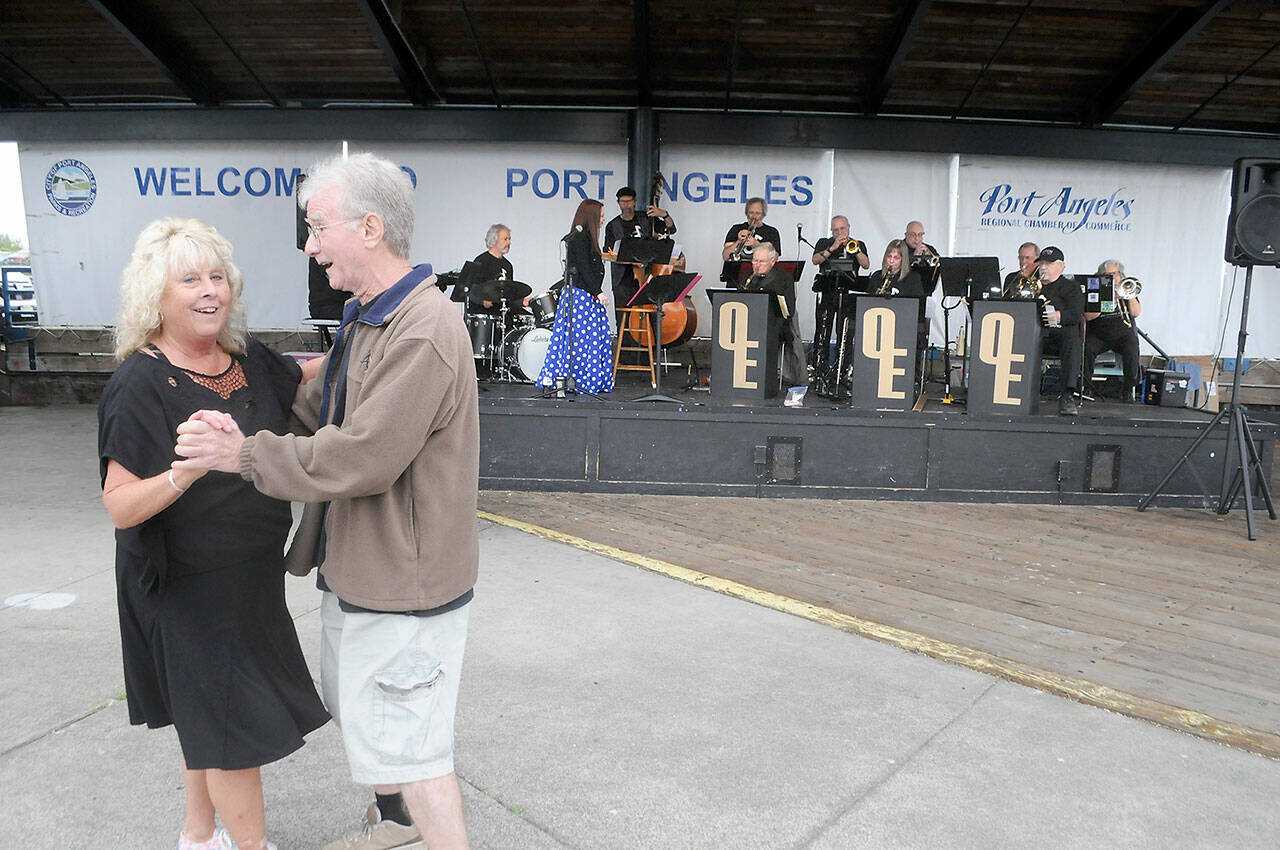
[373,663,444,765]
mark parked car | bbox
[2,270,39,325]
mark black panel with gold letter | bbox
[968,300,1043,415]
[850,296,918,410]
[709,289,779,400]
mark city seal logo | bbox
[45,159,98,216]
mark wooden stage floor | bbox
[477,489,1280,758]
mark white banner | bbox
[21,140,628,329]
[833,151,954,344]
[660,145,832,337]
[954,156,1234,357]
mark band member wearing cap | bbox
[810,215,870,379]
[1003,242,1039,296]
[1084,259,1143,401]
[723,197,782,263]
[740,241,806,387]
[604,186,675,327]
[1035,246,1086,415]
[903,221,941,297]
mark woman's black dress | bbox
[97,340,329,770]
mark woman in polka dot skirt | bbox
[538,198,614,394]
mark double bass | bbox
[623,172,698,348]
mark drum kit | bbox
[463,278,559,383]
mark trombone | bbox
[1117,276,1142,327]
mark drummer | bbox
[466,224,514,311]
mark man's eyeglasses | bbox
[305,216,364,242]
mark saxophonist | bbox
[809,215,870,381]
[722,197,782,263]
[1002,242,1039,297]
[867,240,924,299]
[740,241,806,388]
[1084,259,1143,402]
[1035,246,1086,416]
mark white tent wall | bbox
[17,139,1275,359]
[658,145,832,338]
[953,156,1236,359]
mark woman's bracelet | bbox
[168,469,187,493]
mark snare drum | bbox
[528,291,559,328]
[465,313,496,359]
[504,326,552,382]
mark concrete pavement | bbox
[2,404,1278,849]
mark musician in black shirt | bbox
[1084,259,1143,401]
[604,186,675,323]
[722,197,782,262]
[1002,241,1039,297]
[810,215,869,377]
[903,220,941,296]
[464,224,515,315]
[1036,246,1086,415]
[741,241,805,387]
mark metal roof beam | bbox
[1083,0,1235,126]
[460,0,500,107]
[865,0,933,115]
[88,0,221,105]
[635,0,651,106]
[354,0,443,106]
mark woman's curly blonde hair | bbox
[113,218,248,361]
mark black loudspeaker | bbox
[1225,158,1280,266]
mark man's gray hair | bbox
[1096,259,1125,275]
[485,224,510,249]
[746,196,767,215]
[298,152,415,259]
[756,241,778,259]
[831,215,849,228]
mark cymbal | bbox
[470,278,532,303]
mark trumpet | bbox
[843,238,863,256]
[730,224,759,261]
[916,244,941,268]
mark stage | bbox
[479,370,1278,505]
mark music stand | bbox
[720,259,752,285]
[629,271,701,403]
[938,256,999,405]
[616,237,674,267]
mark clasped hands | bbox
[172,410,246,475]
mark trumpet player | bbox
[1003,242,1040,296]
[809,215,869,379]
[1085,259,1143,401]
[722,197,782,262]
[904,221,942,296]
[1035,246,1086,416]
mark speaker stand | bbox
[1138,265,1276,539]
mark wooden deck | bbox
[477,490,1280,758]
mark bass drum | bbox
[504,326,552,383]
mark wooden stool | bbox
[613,305,658,387]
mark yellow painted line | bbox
[478,508,1280,760]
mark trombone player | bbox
[1085,259,1143,402]
[1003,242,1039,297]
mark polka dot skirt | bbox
[538,285,615,394]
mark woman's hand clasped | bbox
[173,410,246,474]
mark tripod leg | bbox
[1239,412,1277,520]
[1233,408,1258,540]
[1137,406,1229,511]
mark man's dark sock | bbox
[375,792,413,826]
